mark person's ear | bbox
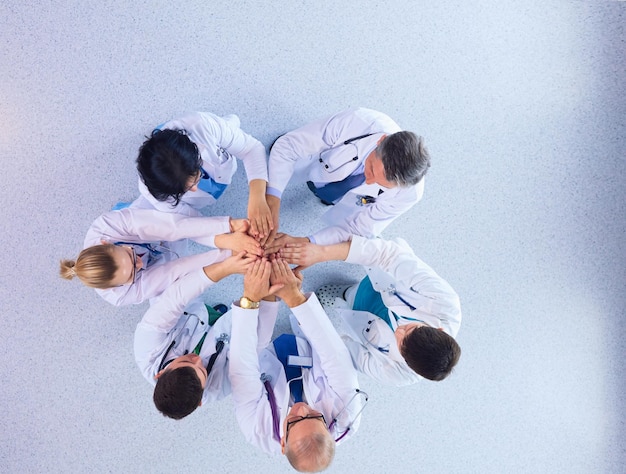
[280,436,286,455]
[154,370,164,380]
[100,239,111,245]
[377,134,387,145]
[198,400,202,407]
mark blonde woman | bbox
[61,207,261,306]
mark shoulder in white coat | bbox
[346,235,462,337]
[338,308,421,387]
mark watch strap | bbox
[239,296,260,309]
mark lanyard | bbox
[389,287,417,311]
[113,241,162,257]
[192,332,207,355]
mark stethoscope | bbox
[282,369,369,442]
[157,312,203,371]
[328,389,369,442]
[360,284,427,354]
[362,320,390,354]
[387,284,418,312]
[386,284,433,323]
[317,133,375,175]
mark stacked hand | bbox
[259,194,281,251]
[242,256,306,308]
[247,198,273,245]
[278,241,323,272]
[270,258,306,307]
[211,218,261,256]
[230,218,251,233]
[263,233,310,256]
[204,251,256,282]
[223,251,257,274]
[243,258,283,302]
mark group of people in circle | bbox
[60,108,461,472]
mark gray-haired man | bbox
[265,107,430,249]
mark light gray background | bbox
[1,1,624,473]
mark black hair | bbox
[136,128,202,206]
[153,366,203,420]
[400,326,461,381]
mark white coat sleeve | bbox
[291,293,362,436]
[133,268,217,381]
[84,208,231,249]
[96,249,231,306]
[256,300,280,354]
[340,334,419,388]
[308,184,422,245]
[229,304,280,455]
[346,235,462,337]
[169,112,268,182]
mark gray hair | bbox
[378,131,431,187]
[285,431,335,472]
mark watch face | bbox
[240,297,259,309]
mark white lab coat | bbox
[83,207,231,306]
[337,235,462,386]
[268,108,425,245]
[137,112,268,215]
[229,293,362,455]
[134,267,246,405]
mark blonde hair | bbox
[285,431,335,473]
[59,245,119,289]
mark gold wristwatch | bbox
[239,296,260,309]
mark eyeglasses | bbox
[126,246,137,284]
[186,170,202,191]
[285,413,327,442]
[186,168,208,192]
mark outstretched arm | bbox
[247,180,273,245]
[263,232,310,256]
[279,240,351,271]
[214,218,263,256]
[308,185,422,246]
[272,258,363,440]
[84,207,231,249]
[262,194,282,251]
[269,258,306,307]
[134,251,254,382]
[229,259,284,455]
[97,249,231,306]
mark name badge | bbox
[288,355,313,368]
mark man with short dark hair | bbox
[281,235,462,386]
[265,108,430,248]
[152,357,205,419]
[229,258,364,471]
[134,251,256,419]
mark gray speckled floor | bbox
[1,2,624,473]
